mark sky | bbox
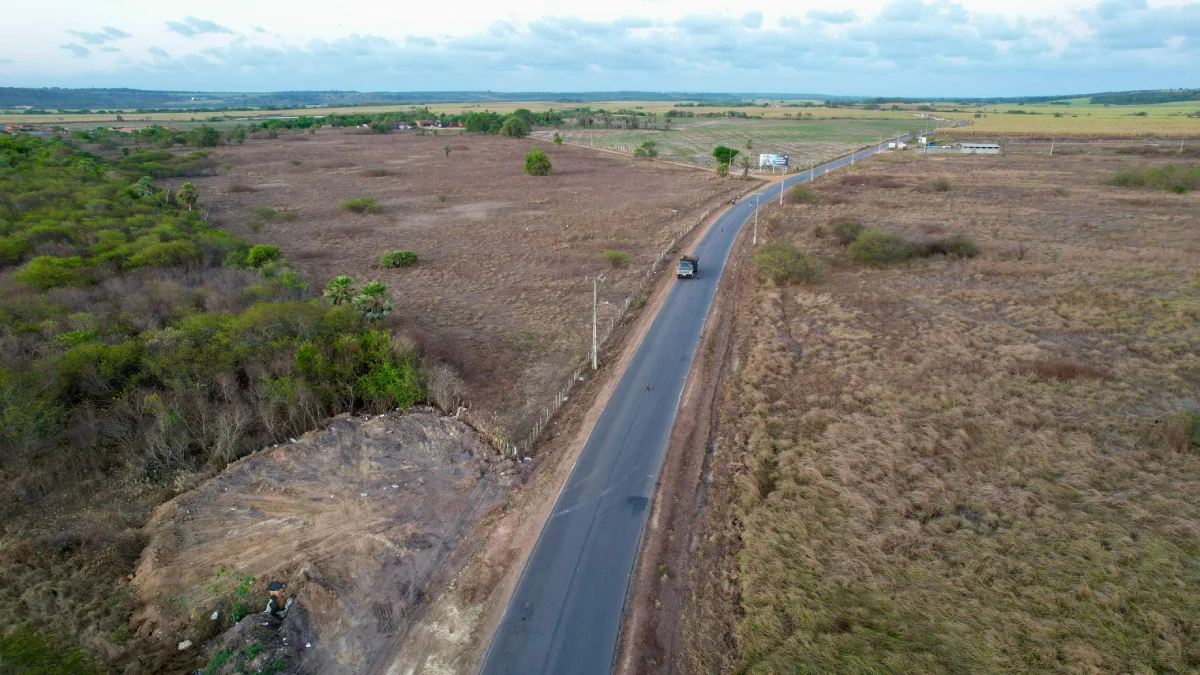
[1,0,1198,97]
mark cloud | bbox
[166,16,234,37]
[68,25,132,45]
[31,0,1193,97]
[252,26,266,33]
[100,46,121,53]
[59,43,90,58]
[807,9,857,24]
[0,57,13,64]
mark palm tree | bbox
[353,281,393,320]
[324,275,357,306]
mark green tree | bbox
[634,141,658,159]
[192,125,220,147]
[353,281,393,320]
[712,145,739,176]
[553,134,563,146]
[233,127,246,145]
[501,116,531,139]
[177,183,198,211]
[443,144,451,157]
[324,275,357,305]
[524,146,553,176]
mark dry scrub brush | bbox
[709,151,1200,673]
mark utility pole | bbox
[585,276,605,370]
[1050,138,1055,156]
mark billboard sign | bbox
[758,153,789,167]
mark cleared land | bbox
[539,119,921,171]
[185,128,744,444]
[683,151,1200,673]
[130,408,513,674]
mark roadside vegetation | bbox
[687,151,1200,673]
[1112,164,1200,193]
[0,134,423,668]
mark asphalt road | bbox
[480,140,904,675]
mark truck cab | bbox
[677,255,699,279]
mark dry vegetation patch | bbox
[187,129,744,442]
[688,152,1200,673]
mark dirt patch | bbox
[130,408,516,674]
[186,129,745,443]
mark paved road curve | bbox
[480,141,903,675]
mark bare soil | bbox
[130,408,516,674]
[675,151,1200,672]
[189,129,744,441]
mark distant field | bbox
[0,101,925,128]
[941,100,1200,137]
[538,119,924,171]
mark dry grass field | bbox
[941,101,1200,137]
[184,128,743,443]
[686,151,1200,673]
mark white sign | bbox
[758,153,789,167]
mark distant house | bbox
[394,122,413,130]
[414,120,437,128]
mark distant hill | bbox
[1087,89,1200,105]
[0,88,827,111]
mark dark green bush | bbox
[245,244,283,268]
[829,219,864,246]
[0,235,32,265]
[601,249,632,267]
[789,185,818,204]
[1112,164,1200,192]
[14,256,94,289]
[924,234,980,258]
[341,197,382,214]
[0,626,97,675]
[524,147,553,176]
[848,231,918,266]
[753,241,827,285]
[381,250,418,268]
[125,240,201,269]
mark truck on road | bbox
[676,255,699,279]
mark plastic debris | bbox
[391,484,399,489]
[289,438,297,443]
[306,642,312,648]
[360,492,368,497]
[177,640,192,651]
[210,610,219,620]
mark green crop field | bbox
[537,119,927,171]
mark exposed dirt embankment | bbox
[130,408,519,674]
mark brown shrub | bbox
[842,174,903,189]
[227,183,256,193]
[1010,359,1110,380]
[359,168,391,177]
[1147,412,1200,452]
